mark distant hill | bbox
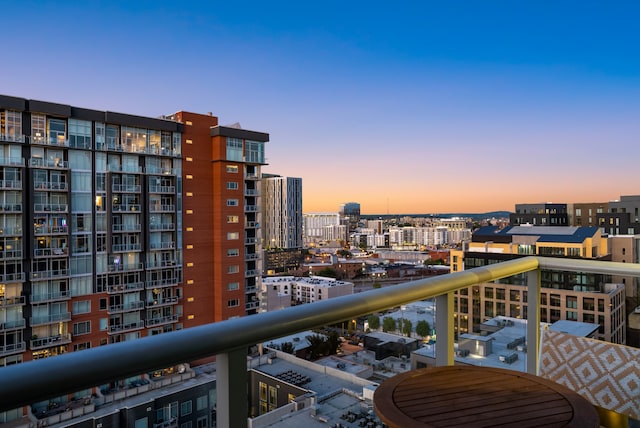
[361,211,511,221]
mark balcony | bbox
[0,203,22,213]
[0,156,24,166]
[30,333,72,350]
[33,203,67,213]
[145,314,179,327]
[0,226,23,236]
[0,295,25,307]
[29,158,68,169]
[148,184,176,193]
[0,319,26,331]
[112,223,142,233]
[149,222,175,231]
[149,241,175,250]
[111,184,141,193]
[108,300,145,314]
[111,243,142,252]
[0,133,24,143]
[30,312,72,326]
[106,262,144,272]
[30,269,69,280]
[34,182,68,191]
[112,204,141,212]
[0,341,25,357]
[30,289,70,303]
[147,296,179,307]
[0,249,22,259]
[0,272,25,283]
[107,320,145,334]
[244,205,259,212]
[106,281,145,294]
[0,257,638,427]
[0,179,22,189]
[149,204,175,213]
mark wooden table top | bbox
[373,365,599,428]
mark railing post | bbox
[526,269,540,375]
[435,293,454,366]
[216,348,248,428]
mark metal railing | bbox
[0,256,639,426]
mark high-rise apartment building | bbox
[261,174,302,250]
[170,112,268,324]
[261,174,303,275]
[0,94,184,369]
[0,95,268,371]
[339,202,360,232]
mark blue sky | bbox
[4,1,640,213]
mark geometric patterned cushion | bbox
[538,328,640,420]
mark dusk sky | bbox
[4,1,640,214]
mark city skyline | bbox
[4,1,640,214]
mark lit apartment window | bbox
[227,232,239,240]
[227,249,239,257]
[228,265,239,274]
[186,192,193,197]
[186,209,193,214]
[227,165,239,173]
[186,227,194,231]
[228,299,240,308]
[185,121,193,126]
[226,181,238,190]
[227,215,239,223]
[186,244,194,249]
[187,279,194,284]
[228,282,239,291]
[227,199,238,206]
[186,157,193,162]
[186,174,193,179]
[186,139,193,144]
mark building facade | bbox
[0,95,185,374]
[450,225,626,344]
[509,203,569,226]
[339,202,360,232]
[171,112,268,324]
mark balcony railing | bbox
[0,257,639,427]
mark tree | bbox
[401,318,412,336]
[367,315,380,331]
[416,320,431,338]
[372,282,382,289]
[306,334,328,359]
[280,341,295,354]
[382,316,397,333]
[337,249,352,259]
[316,268,338,278]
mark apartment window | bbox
[196,417,207,428]
[246,140,264,163]
[509,290,520,302]
[181,423,192,428]
[226,181,238,190]
[227,265,239,274]
[550,294,561,307]
[196,395,208,411]
[227,249,239,257]
[228,282,239,291]
[226,199,238,206]
[180,400,193,416]
[228,299,239,308]
[226,165,239,173]
[496,289,505,300]
[227,232,239,240]
[575,208,582,216]
[566,296,578,309]
[73,342,91,352]
[99,298,107,310]
[583,297,595,311]
[226,138,243,161]
[72,300,91,314]
[73,321,91,335]
[227,215,239,223]
[567,311,578,320]
[484,288,493,299]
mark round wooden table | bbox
[373,366,599,428]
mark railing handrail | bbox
[0,256,638,413]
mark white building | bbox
[302,212,347,245]
[262,275,354,310]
